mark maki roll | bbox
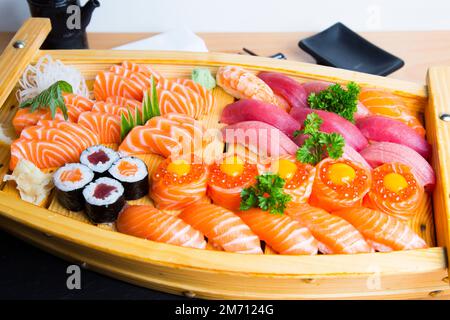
[53,163,94,211]
[82,177,125,224]
[80,145,119,178]
[108,156,149,200]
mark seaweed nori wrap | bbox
[108,156,149,200]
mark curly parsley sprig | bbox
[294,113,345,165]
[307,82,360,123]
[240,173,292,215]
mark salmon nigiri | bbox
[179,203,262,254]
[117,205,206,249]
[309,158,371,211]
[364,163,424,220]
[78,111,121,144]
[333,207,427,251]
[207,154,258,211]
[285,204,373,254]
[238,208,318,255]
[265,155,315,204]
[151,156,208,211]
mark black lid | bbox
[27,0,78,8]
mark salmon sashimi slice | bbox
[32,120,100,147]
[157,88,199,119]
[207,154,258,211]
[332,207,427,251]
[116,205,206,249]
[238,208,318,255]
[285,203,373,254]
[309,158,371,212]
[158,79,205,118]
[174,78,214,113]
[12,107,78,134]
[78,111,121,144]
[216,65,276,104]
[10,138,80,170]
[110,65,152,90]
[364,163,424,220]
[92,101,139,118]
[105,96,142,110]
[151,156,208,211]
[179,203,263,254]
[93,71,143,101]
[264,155,316,204]
[358,88,425,136]
[121,61,163,82]
[63,93,94,111]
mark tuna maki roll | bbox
[108,156,149,200]
[82,177,125,224]
[54,163,94,211]
[80,145,119,178]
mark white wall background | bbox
[1,0,450,32]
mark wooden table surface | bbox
[1,31,450,84]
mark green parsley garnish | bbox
[20,80,73,120]
[240,173,292,215]
[296,113,345,165]
[120,76,160,140]
[307,82,360,123]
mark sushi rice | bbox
[80,145,120,175]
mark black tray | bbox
[299,22,404,76]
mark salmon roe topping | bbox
[154,158,206,185]
[281,161,314,190]
[209,158,257,189]
[320,159,369,200]
[372,163,417,202]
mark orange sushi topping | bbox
[60,168,83,183]
[154,158,205,185]
[118,161,138,176]
[274,159,314,190]
[371,164,418,203]
[209,156,257,189]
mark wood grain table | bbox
[2,31,450,84]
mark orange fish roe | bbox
[207,155,258,211]
[365,163,423,220]
[151,156,208,211]
[118,161,138,176]
[309,158,371,212]
[60,168,82,183]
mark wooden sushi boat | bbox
[1,18,450,299]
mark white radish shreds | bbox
[17,54,89,103]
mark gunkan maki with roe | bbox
[108,156,149,200]
[80,145,119,178]
[53,163,94,211]
[82,177,125,224]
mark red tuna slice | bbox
[290,108,368,151]
[220,99,300,138]
[221,121,298,157]
[360,141,435,190]
[258,72,308,110]
[302,81,370,120]
[356,116,431,159]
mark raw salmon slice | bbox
[110,65,152,90]
[333,207,427,251]
[12,107,78,134]
[117,205,206,249]
[121,61,162,82]
[285,203,373,254]
[238,208,318,255]
[174,78,214,113]
[93,71,143,101]
[10,139,80,170]
[207,154,258,211]
[20,126,89,153]
[364,163,424,220]
[78,111,121,144]
[92,101,139,118]
[32,120,100,147]
[179,203,262,254]
[158,79,205,118]
[63,93,94,111]
[105,96,142,110]
[151,156,208,211]
[309,158,371,211]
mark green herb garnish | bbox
[240,173,292,215]
[120,76,160,140]
[307,82,360,123]
[192,68,216,90]
[296,113,345,165]
[20,80,73,120]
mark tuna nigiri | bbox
[285,204,373,254]
[116,205,206,249]
[333,207,427,251]
[364,163,424,220]
[309,158,371,212]
[207,154,258,211]
[238,208,318,255]
[151,156,208,211]
[179,203,262,254]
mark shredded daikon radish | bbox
[17,54,88,103]
[0,124,16,145]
